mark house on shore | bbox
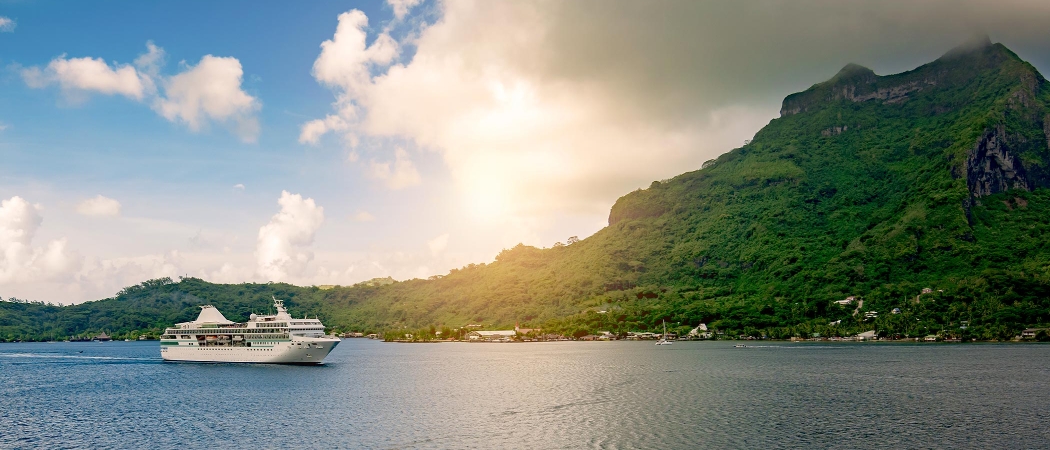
[1021,328,1047,339]
[94,332,111,342]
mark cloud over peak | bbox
[301,1,1050,224]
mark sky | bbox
[3,0,1050,304]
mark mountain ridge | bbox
[5,39,1050,341]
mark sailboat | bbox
[656,320,673,345]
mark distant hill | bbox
[4,39,1050,341]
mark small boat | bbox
[656,320,673,345]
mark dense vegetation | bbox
[5,40,1050,342]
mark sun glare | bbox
[462,179,510,223]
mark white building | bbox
[467,330,516,341]
[854,330,877,340]
[687,323,712,339]
[834,296,857,305]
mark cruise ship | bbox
[160,297,340,364]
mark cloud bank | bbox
[0,191,331,303]
[301,4,775,219]
[302,1,1050,222]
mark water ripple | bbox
[1,341,1049,448]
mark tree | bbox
[567,236,580,245]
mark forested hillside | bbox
[5,39,1050,341]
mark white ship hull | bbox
[161,336,340,364]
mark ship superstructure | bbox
[160,297,340,364]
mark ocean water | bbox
[1,340,1048,449]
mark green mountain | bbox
[5,39,1050,341]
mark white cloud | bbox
[153,55,261,142]
[0,122,7,132]
[134,41,165,77]
[21,55,149,100]
[256,191,325,281]
[0,196,79,285]
[298,114,349,144]
[303,8,399,146]
[368,147,421,189]
[0,16,15,32]
[312,10,399,96]
[351,210,375,222]
[303,5,771,222]
[21,42,259,142]
[75,195,121,217]
[427,233,448,256]
[388,0,423,20]
[233,183,245,191]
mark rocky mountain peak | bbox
[831,63,876,83]
[780,38,1029,118]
